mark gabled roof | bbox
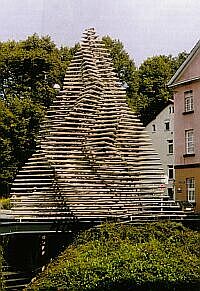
[145,100,174,127]
[168,40,200,87]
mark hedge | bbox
[25,221,200,291]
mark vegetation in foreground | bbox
[0,245,4,290]
[0,198,11,209]
[25,222,200,291]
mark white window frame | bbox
[184,90,193,112]
[186,177,195,202]
[185,129,194,154]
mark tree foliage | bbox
[0,244,4,290]
[25,222,200,291]
[102,36,139,110]
[137,52,188,125]
[102,37,187,125]
[0,34,70,107]
[0,95,44,195]
[0,34,75,196]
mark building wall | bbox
[176,49,200,83]
[174,80,200,211]
[145,104,174,196]
[175,166,200,211]
[169,42,200,213]
[174,81,200,165]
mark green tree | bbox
[0,95,44,196]
[102,36,139,110]
[0,34,64,107]
[59,43,79,80]
[0,34,75,196]
[0,244,4,290]
[172,51,188,72]
[102,37,187,126]
[137,53,188,125]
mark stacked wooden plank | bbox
[10,28,178,221]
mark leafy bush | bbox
[25,222,200,291]
[0,198,11,209]
[0,245,5,290]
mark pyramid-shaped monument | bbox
[10,28,167,221]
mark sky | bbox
[0,0,199,66]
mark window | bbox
[168,140,173,154]
[168,188,174,199]
[186,177,195,202]
[184,90,193,112]
[152,124,156,132]
[185,129,194,154]
[165,121,170,131]
[169,106,174,114]
[168,165,174,179]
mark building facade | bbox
[145,102,174,198]
[168,40,200,212]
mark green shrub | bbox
[0,245,5,291]
[25,222,200,291]
[0,198,11,210]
